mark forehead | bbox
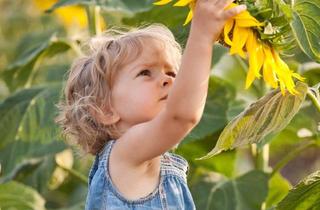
[124,38,175,73]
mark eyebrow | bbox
[130,61,175,73]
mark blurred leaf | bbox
[182,76,236,144]
[269,105,319,157]
[190,170,269,210]
[211,44,229,66]
[226,99,247,121]
[300,62,320,86]
[176,134,236,177]
[291,0,320,62]
[266,173,292,209]
[1,37,70,91]
[33,64,69,84]
[0,83,67,182]
[0,181,46,210]
[276,170,320,210]
[0,140,66,181]
[15,155,57,194]
[123,3,188,29]
[49,149,74,190]
[213,53,262,99]
[101,0,155,13]
[17,83,62,142]
[199,82,308,159]
[0,86,45,148]
[0,83,62,148]
[51,202,85,210]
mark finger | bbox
[217,0,235,8]
[223,4,246,19]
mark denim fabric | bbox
[85,140,196,210]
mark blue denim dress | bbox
[85,140,196,210]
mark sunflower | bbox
[154,0,305,95]
[33,0,106,31]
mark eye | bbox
[137,69,151,77]
[167,71,176,78]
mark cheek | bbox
[111,83,150,112]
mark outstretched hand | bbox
[191,0,247,43]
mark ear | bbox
[89,106,120,126]
[99,108,120,125]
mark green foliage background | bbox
[0,0,319,209]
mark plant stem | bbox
[307,88,320,113]
[270,141,317,177]
[251,144,270,172]
[251,143,269,210]
[86,4,101,36]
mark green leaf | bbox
[0,140,66,182]
[123,3,188,28]
[199,82,308,159]
[190,170,269,210]
[1,37,70,91]
[176,134,236,177]
[291,0,320,62]
[213,53,262,98]
[0,181,46,210]
[266,173,292,208]
[0,87,45,148]
[182,76,236,144]
[0,83,62,148]
[276,170,320,210]
[300,62,320,86]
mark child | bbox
[56,0,246,209]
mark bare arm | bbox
[113,0,247,165]
[166,0,247,122]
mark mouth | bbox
[160,95,168,100]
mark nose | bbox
[161,74,174,87]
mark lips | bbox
[160,95,168,100]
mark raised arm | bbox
[113,0,247,165]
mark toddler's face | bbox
[110,39,177,130]
[111,39,177,128]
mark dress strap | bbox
[87,155,99,186]
[161,152,189,182]
[98,140,116,169]
[87,140,115,186]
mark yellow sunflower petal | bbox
[153,0,172,5]
[272,50,301,95]
[174,0,193,6]
[183,9,193,25]
[224,19,234,46]
[262,46,279,88]
[245,59,257,89]
[225,3,264,28]
[245,30,264,89]
[56,6,88,28]
[230,23,249,58]
[279,80,287,95]
[291,72,306,81]
[255,45,264,78]
[236,17,264,27]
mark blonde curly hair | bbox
[55,24,182,155]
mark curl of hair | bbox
[55,23,182,155]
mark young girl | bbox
[56,0,246,209]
